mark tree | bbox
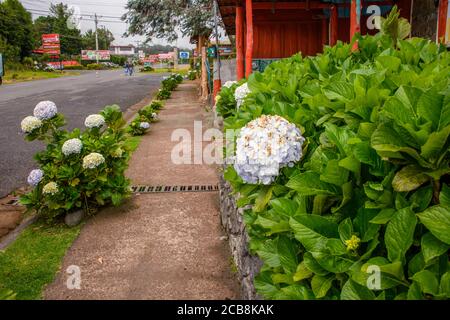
[82,27,115,50]
[33,3,83,56]
[123,0,213,42]
[0,0,34,62]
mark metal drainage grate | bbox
[131,185,219,194]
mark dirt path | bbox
[44,82,240,300]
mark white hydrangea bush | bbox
[85,114,105,129]
[234,82,251,108]
[233,115,305,185]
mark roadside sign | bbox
[179,51,190,59]
[81,50,111,61]
[207,47,217,58]
[42,34,61,55]
[0,53,4,77]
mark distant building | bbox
[109,45,136,56]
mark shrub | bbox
[140,66,154,72]
[222,9,450,300]
[188,70,197,80]
[128,116,151,136]
[20,103,132,221]
[215,80,243,119]
[156,87,171,100]
[86,63,104,70]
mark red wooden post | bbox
[350,0,361,50]
[245,0,254,78]
[438,0,449,44]
[236,6,245,80]
[330,5,338,46]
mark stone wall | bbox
[411,0,438,41]
[218,174,263,300]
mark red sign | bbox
[42,34,60,43]
[42,34,61,55]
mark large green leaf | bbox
[289,215,338,253]
[385,207,417,262]
[421,232,449,264]
[277,236,299,274]
[286,172,340,196]
[270,198,298,217]
[293,261,313,282]
[392,165,430,192]
[417,87,449,131]
[320,159,349,186]
[417,206,450,245]
[311,274,335,299]
[341,279,376,300]
[323,81,355,102]
[410,270,439,295]
[254,186,274,212]
[439,272,450,298]
[420,125,450,162]
[440,184,450,209]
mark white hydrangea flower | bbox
[85,114,105,129]
[34,101,58,120]
[62,138,83,156]
[111,148,123,158]
[27,169,44,187]
[234,115,305,185]
[21,116,43,133]
[82,152,105,169]
[151,113,158,120]
[140,122,150,129]
[223,80,237,88]
[234,82,251,108]
[43,182,58,195]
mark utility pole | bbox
[94,13,99,64]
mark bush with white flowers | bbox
[85,114,105,129]
[215,80,243,118]
[20,103,132,222]
[223,80,237,88]
[129,100,163,136]
[234,115,305,185]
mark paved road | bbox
[0,70,164,197]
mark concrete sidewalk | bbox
[44,82,240,300]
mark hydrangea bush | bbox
[215,79,246,119]
[129,100,163,136]
[20,103,133,221]
[222,10,450,300]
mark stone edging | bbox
[218,173,263,300]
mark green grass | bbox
[0,220,82,300]
[3,70,79,84]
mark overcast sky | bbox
[19,0,194,48]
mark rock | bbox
[65,210,85,227]
[0,209,23,238]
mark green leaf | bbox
[320,160,349,186]
[323,81,354,102]
[341,279,376,300]
[392,165,430,192]
[303,252,329,276]
[277,236,298,274]
[274,284,315,300]
[385,207,417,262]
[254,186,273,212]
[440,184,450,209]
[270,198,298,217]
[410,270,439,295]
[286,172,340,196]
[293,262,313,282]
[370,208,396,224]
[420,126,450,162]
[311,274,334,299]
[439,272,450,298]
[407,282,424,300]
[256,240,280,268]
[417,88,449,131]
[376,55,401,72]
[338,218,353,242]
[417,206,450,245]
[421,232,449,264]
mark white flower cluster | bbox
[27,169,44,187]
[151,113,158,120]
[234,115,305,185]
[111,148,123,158]
[34,101,58,120]
[21,116,43,133]
[223,81,237,88]
[82,152,105,169]
[140,122,150,129]
[85,114,105,129]
[62,138,83,156]
[234,82,251,108]
[43,182,58,195]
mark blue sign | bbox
[179,51,190,59]
[0,53,3,77]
